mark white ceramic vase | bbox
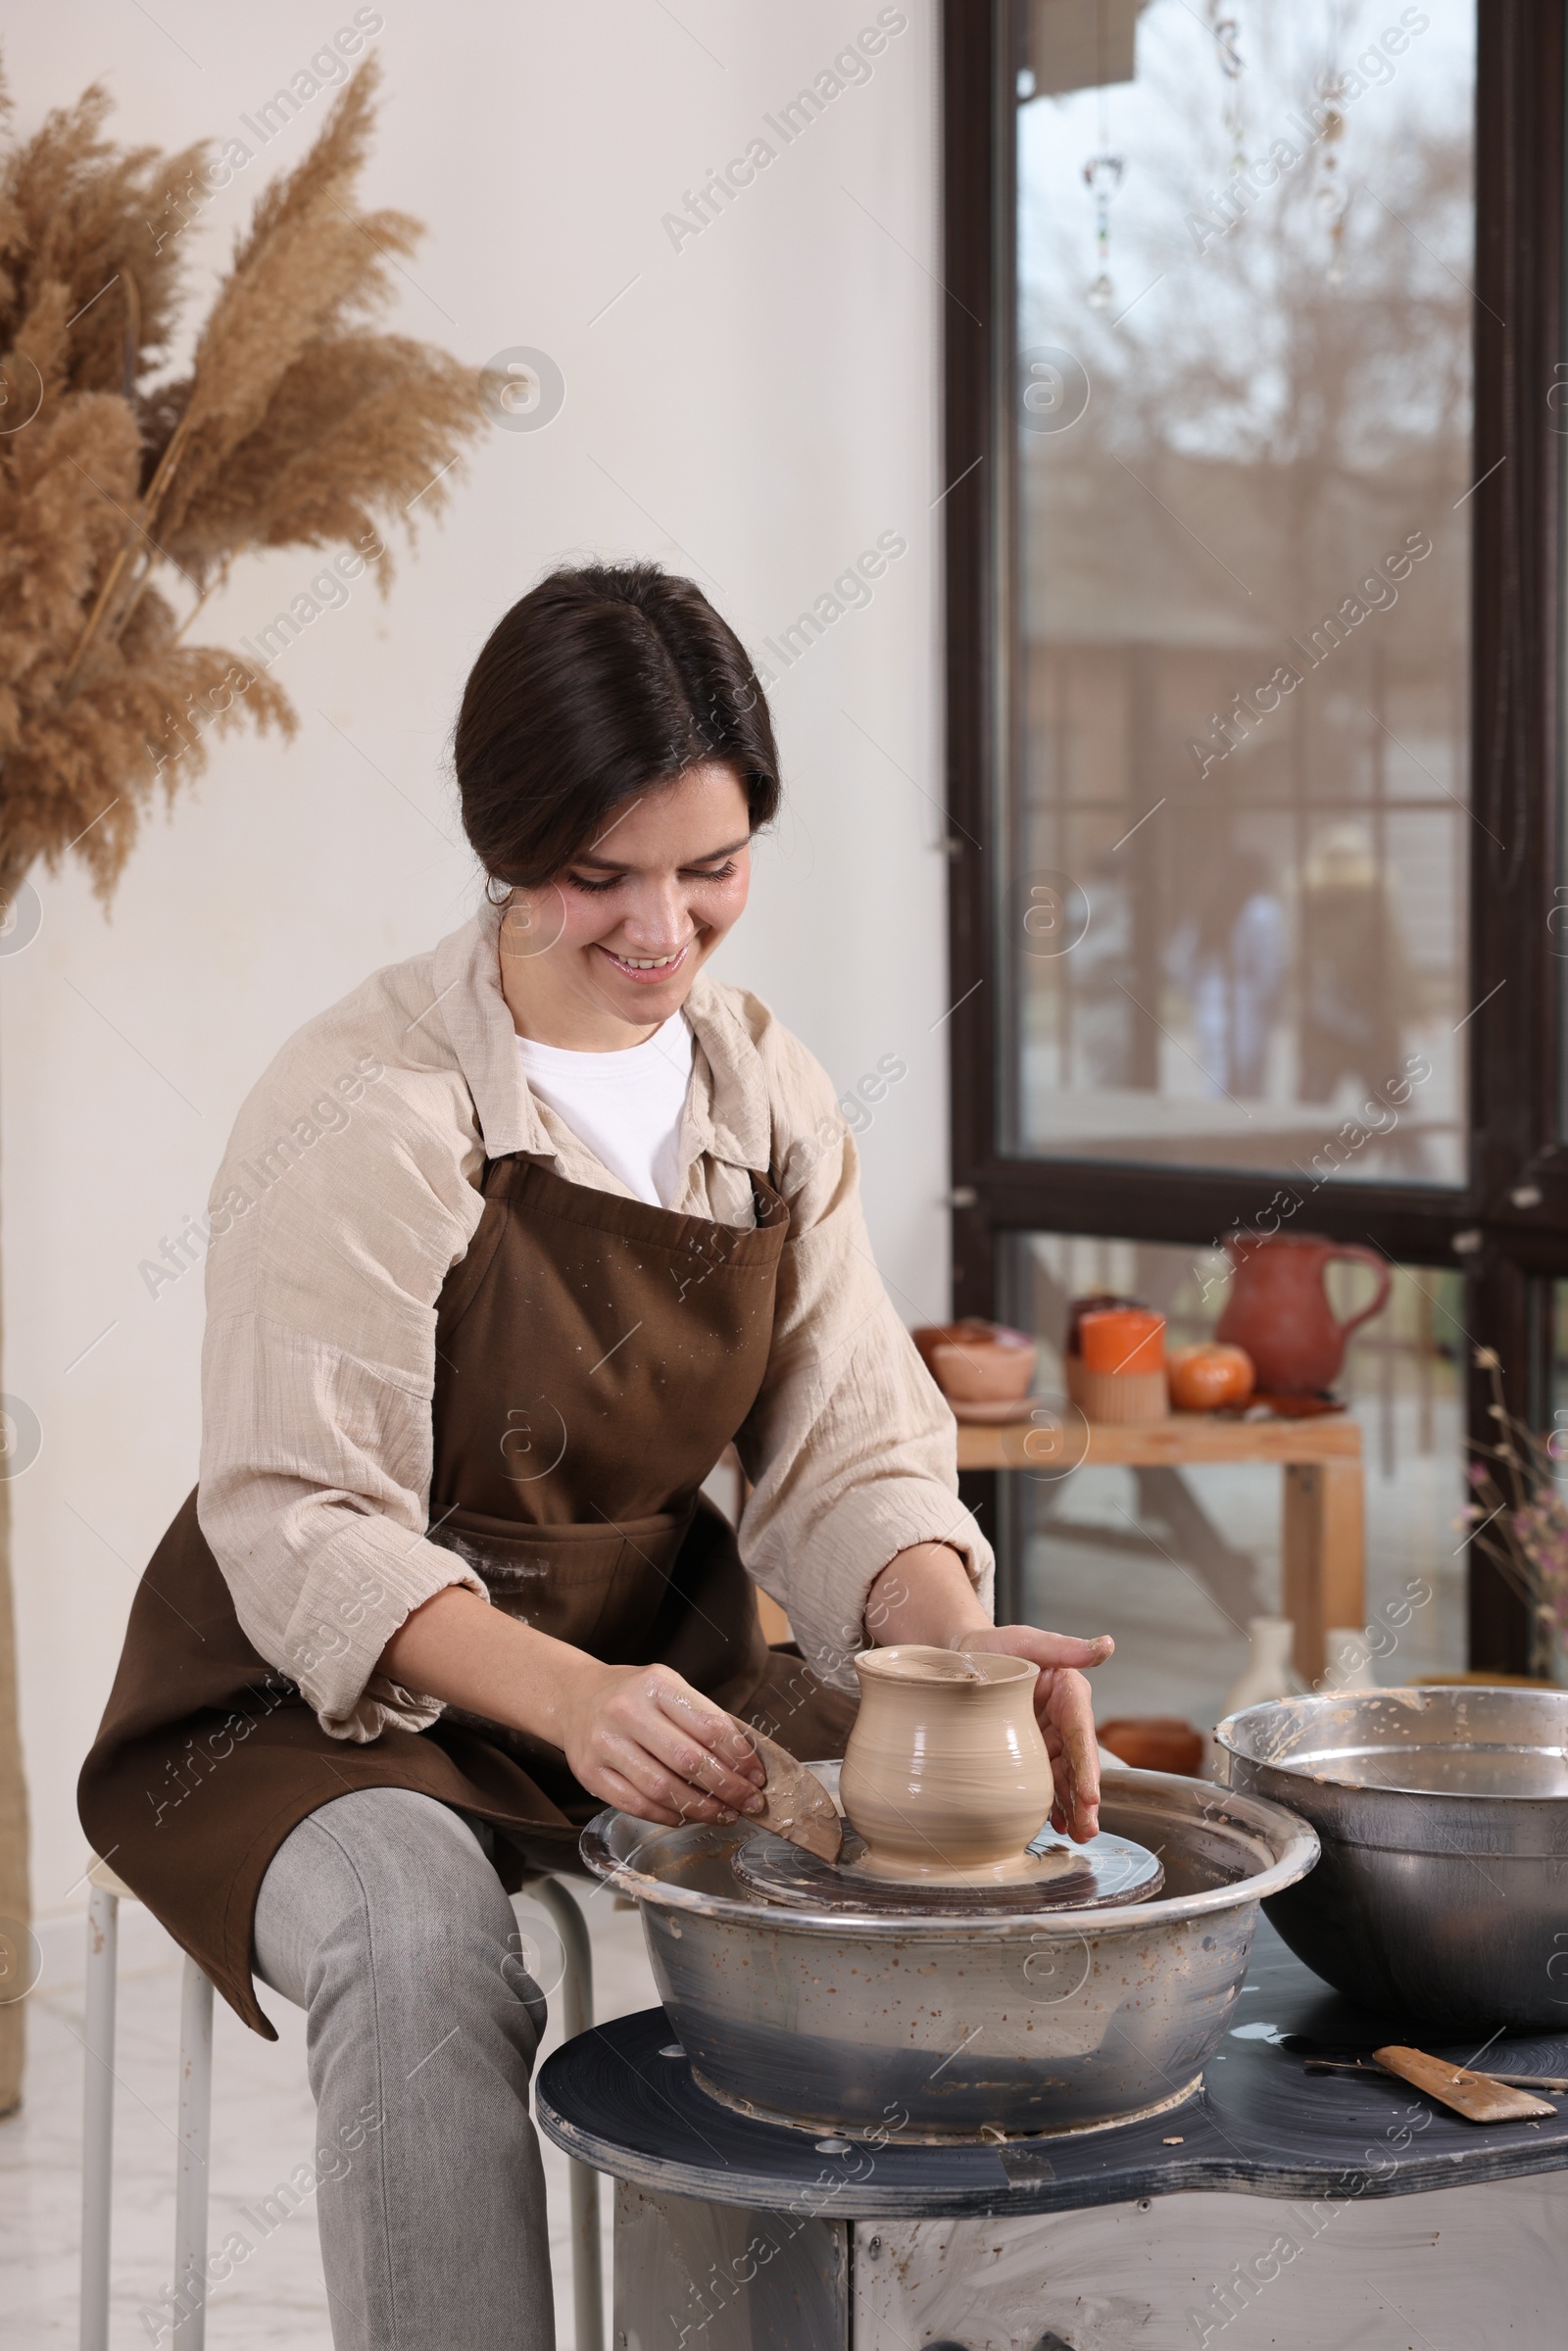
[1219,1616,1298,1719]
[1322,1625,1378,1693]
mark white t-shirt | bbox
[514,1012,695,1208]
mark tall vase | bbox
[1220,1617,1298,1719]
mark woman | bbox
[81,563,1112,2350]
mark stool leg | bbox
[172,1957,213,2347]
[533,1879,602,2351]
[80,1886,119,2351]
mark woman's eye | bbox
[564,859,738,893]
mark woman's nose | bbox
[617,879,692,947]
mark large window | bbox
[944,1,1568,1669]
[1007,3,1474,1182]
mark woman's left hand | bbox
[956,1625,1112,1842]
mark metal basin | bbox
[1217,1686,1568,2032]
[581,1765,1316,2141]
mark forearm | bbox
[378,1584,766,1828]
[378,1585,597,1746]
[863,1543,989,1650]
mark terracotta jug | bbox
[840,1646,1056,1884]
[1214,1232,1391,1395]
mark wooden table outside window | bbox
[955,1412,1365,1686]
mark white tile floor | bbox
[0,1881,659,2349]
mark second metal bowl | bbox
[1217,1685,1568,2031]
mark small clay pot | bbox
[913,1319,1037,1405]
[1098,1717,1206,1777]
[840,1645,1055,1883]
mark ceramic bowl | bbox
[916,1320,1038,1405]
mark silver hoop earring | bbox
[486,874,514,907]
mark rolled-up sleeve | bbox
[197,1017,491,1742]
[733,1030,994,1692]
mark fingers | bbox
[962,1626,1114,1671]
[1041,1665,1102,1842]
[639,1708,767,1816]
[588,1765,686,1827]
[648,1681,766,1811]
[1041,1632,1114,1669]
[595,1729,743,1824]
[651,1679,765,1788]
[579,1670,767,1826]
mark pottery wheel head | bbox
[731,1823,1163,1917]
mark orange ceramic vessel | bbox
[1078,1306,1164,1375]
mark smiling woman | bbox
[455,566,772,1052]
[79,560,1112,2351]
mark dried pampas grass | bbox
[0,53,491,902]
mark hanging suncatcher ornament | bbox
[1313,70,1351,283]
[1083,151,1125,312]
[1207,3,1248,178]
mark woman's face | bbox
[499,760,754,1047]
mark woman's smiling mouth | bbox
[596,940,694,982]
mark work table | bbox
[540,1918,1568,2348]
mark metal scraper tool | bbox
[736,1724,844,1864]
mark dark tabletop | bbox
[535,1919,1568,2219]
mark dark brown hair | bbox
[454,563,780,886]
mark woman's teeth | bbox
[605,945,687,972]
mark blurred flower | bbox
[1461,1345,1568,1669]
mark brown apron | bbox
[79,1155,856,2035]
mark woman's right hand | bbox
[559,1658,768,1827]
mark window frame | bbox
[942,0,1568,1666]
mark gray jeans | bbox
[253,1786,555,2350]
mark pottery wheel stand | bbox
[539,1920,1568,2350]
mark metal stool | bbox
[79,1857,603,2351]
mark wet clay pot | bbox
[1214,1231,1391,1395]
[839,1646,1055,1884]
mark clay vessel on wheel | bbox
[839,1644,1058,1884]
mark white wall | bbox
[1,1,949,1919]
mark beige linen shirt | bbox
[196,904,992,1741]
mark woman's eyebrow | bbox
[570,835,751,871]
